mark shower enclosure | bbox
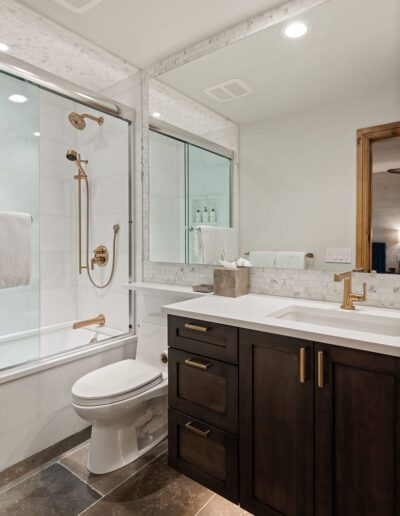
[0,56,134,374]
[149,127,232,264]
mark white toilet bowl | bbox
[71,316,168,474]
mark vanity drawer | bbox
[169,348,238,434]
[168,315,238,364]
[168,409,238,503]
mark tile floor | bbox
[0,438,251,515]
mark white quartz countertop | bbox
[164,294,400,357]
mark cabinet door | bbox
[239,329,314,516]
[315,344,400,516]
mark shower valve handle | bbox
[91,246,109,269]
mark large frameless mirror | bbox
[147,0,400,272]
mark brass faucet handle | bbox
[351,282,367,302]
[334,270,352,282]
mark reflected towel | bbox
[249,251,276,268]
[275,251,306,269]
[0,211,32,288]
[195,226,224,264]
[220,228,239,261]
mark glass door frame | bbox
[149,121,234,264]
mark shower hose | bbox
[84,176,119,289]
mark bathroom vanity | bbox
[166,295,400,516]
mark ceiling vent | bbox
[204,79,253,102]
[51,0,104,13]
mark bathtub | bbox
[0,322,136,471]
[0,321,131,380]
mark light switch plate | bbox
[326,248,352,263]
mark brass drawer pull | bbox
[184,358,211,370]
[317,351,324,388]
[299,347,306,384]
[185,421,210,438]
[184,323,210,333]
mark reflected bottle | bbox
[195,209,202,223]
[210,208,216,223]
[202,207,209,223]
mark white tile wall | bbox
[39,90,131,331]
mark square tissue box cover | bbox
[213,268,249,298]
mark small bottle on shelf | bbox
[210,208,216,223]
[195,209,202,223]
[202,207,209,223]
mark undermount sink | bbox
[269,305,400,337]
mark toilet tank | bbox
[136,313,168,372]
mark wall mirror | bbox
[147,0,400,272]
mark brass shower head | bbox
[66,149,88,178]
[68,112,104,130]
[66,149,79,161]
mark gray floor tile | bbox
[0,463,100,516]
[0,427,90,492]
[83,453,213,516]
[60,439,167,496]
[198,494,252,515]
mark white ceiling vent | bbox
[51,0,104,13]
[204,79,253,102]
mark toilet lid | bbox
[72,359,162,403]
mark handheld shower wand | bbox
[66,149,119,289]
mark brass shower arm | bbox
[81,113,104,125]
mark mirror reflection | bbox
[148,0,400,272]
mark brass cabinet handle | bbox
[299,347,306,384]
[317,351,324,388]
[185,421,210,438]
[184,323,209,333]
[184,358,211,370]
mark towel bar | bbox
[244,251,314,258]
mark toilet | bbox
[71,314,168,474]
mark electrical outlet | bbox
[326,248,352,263]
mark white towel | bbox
[0,211,32,288]
[249,251,276,268]
[195,226,224,264]
[220,228,239,261]
[275,251,306,269]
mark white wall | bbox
[39,91,131,333]
[149,131,186,263]
[239,85,400,270]
[39,90,78,327]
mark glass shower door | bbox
[187,144,231,263]
[0,72,40,368]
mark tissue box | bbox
[213,268,249,298]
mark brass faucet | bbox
[334,271,367,310]
[72,314,105,329]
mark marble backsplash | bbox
[144,262,400,310]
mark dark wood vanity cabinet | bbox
[239,329,314,516]
[314,343,400,516]
[168,316,400,516]
[168,315,239,502]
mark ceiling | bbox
[16,0,284,68]
[159,0,400,124]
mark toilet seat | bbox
[72,359,162,407]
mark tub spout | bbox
[73,314,105,330]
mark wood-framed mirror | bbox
[357,121,400,272]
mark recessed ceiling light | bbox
[151,112,161,118]
[9,94,28,103]
[283,21,309,39]
[33,131,40,137]
[0,42,9,52]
